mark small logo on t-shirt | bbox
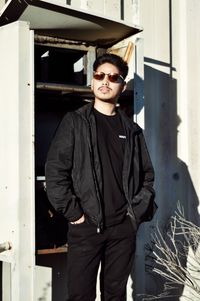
[119,135,126,139]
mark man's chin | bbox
[97,98,116,104]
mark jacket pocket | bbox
[126,208,138,232]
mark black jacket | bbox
[45,102,157,231]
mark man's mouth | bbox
[98,86,111,93]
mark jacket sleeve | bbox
[132,130,157,224]
[45,113,83,222]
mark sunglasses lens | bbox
[93,72,124,83]
[93,72,105,81]
[108,74,120,83]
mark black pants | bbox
[66,215,136,301]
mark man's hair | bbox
[93,53,128,79]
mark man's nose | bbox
[102,75,109,85]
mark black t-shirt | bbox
[94,108,127,227]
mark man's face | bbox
[91,62,126,104]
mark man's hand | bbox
[70,215,85,225]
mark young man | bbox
[45,53,156,301]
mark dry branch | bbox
[143,204,200,300]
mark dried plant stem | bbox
[143,205,200,300]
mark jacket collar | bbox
[76,101,94,119]
[76,101,142,135]
[118,109,142,134]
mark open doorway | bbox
[35,45,91,250]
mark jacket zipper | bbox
[122,120,136,222]
[86,118,103,233]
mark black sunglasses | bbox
[93,72,125,83]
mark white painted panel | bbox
[104,0,120,19]
[35,265,52,301]
[0,0,5,10]
[86,0,104,12]
[124,0,139,24]
[2,262,11,301]
[134,38,144,127]
[0,21,35,301]
[68,0,139,24]
[185,0,200,201]
[136,0,200,300]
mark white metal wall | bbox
[45,0,139,23]
[138,0,200,299]
[0,21,35,301]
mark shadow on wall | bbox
[132,62,199,301]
